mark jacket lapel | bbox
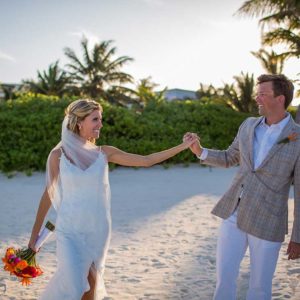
[257,117,296,170]
[249,117,264,169]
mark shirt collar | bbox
[259,113,290,130]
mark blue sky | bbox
[1,0,299,102]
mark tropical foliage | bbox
[237,0,300,58]
[134,77,166,107]
[0,83,23,100]
[0,94,250,173]
[251,48,287,74]
[196,83,219,99]
[220,72,257,114]
[64,37,134,105]
[24,61,71,97]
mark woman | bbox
[29,99,197,300]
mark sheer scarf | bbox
[46,115,100,210]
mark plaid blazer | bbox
[203,116,300,242]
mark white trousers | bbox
[213,211,282,300]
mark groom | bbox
[185,74,300,299]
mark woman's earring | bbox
[78,124,82,130]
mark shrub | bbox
[0,95,251,173]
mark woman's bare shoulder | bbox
[101,145,118,154]
[49,148,62,164]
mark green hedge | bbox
[0,94,251,173]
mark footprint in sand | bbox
[287,268,300,275]
[127,278,140,283]
[140,257,148,261]
[120,245,130,250]
[0,281,7,294]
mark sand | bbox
[1,165,300,299]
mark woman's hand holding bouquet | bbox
[2,221,55,285]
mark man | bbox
[185,74,300,299]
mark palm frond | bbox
[236,0,279,18]
[63,37,134,103]
[64,47,87,74]
[263,28,300,56]
[251,48,287,73]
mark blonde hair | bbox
[65,99,103,142]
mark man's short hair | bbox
[257,74,294,109]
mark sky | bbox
[1,0,299,103]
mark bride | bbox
[28,99,197,300]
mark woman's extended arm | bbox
[28,149,60,251]
[102,136,196,167]
[28,188,52,251]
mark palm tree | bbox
[220,72,257,114]
[0,83,23,100]
[237,0,300,58]
[196,83,219,99]
[104,85,140,107]
[134,77,166,107]
[64,37,134,105]
[25,61,71,97]
[251,48,287,74]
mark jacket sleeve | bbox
[201,118,249,168]
[291,153,300,243]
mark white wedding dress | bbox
[40,150,111,300]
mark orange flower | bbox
[2,256,8,264]
[2,257,14,273]
[6,248,15,257]
[36,267,43,276]
[288,132,298,141]
[15,260,28,271]
[2,261,15,274]
[21,277,32,286]
[278,132,298,144]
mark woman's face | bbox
[78,109,103,140]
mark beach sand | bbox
[1,165,300,299]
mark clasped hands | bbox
[183,132,202,157]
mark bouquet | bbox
[2,221,55,285]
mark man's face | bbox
[255,81,281,116]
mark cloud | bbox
[69,29,100,48]
[0,51,16,62]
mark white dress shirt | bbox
[199,114,291,170]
